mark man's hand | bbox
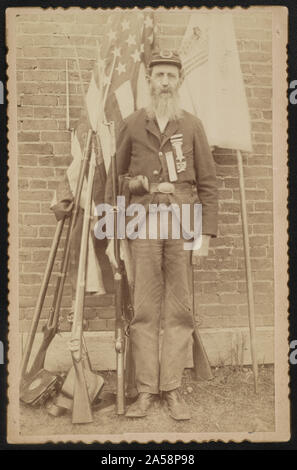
[192,235,210,265]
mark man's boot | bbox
[125,392,157,418]
[163,389,191,421]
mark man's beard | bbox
[146,85,183,121]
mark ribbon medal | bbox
[170,134,186,173]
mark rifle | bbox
[20,130,94,406]
[108,121,127,415]
[70,132,97,424]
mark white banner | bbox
[179,10,252,152]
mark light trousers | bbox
[130,232,194,394]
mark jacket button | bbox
[159,177,163,182]
[158,152,163,157]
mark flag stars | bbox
[115,62,126,76]
[113,47,121,58]
[121,19,130,31]
[107,30,117,42]
[131,49,141,63]
[144,16,153,28]
[126,34,136,47]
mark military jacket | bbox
[105,108,218,237]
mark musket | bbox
[70,133,96,424]
[22,130,93,383]
[191,259,213,381]
[20,218,65,381]
[109,121,126,415]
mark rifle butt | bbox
[72,359,93,424]
[192,327,213,381]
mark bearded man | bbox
[105,50,218,420]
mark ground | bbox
[20,365,275,438]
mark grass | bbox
[20,364,275,439]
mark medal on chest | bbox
[170,134,186,173]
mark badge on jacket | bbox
[170,134,186,173]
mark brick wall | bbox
[16,8,273,333]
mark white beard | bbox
[146,85,183,121]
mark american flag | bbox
[54,10,156,294]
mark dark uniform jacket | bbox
[105,108,218,237]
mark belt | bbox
[149,182,192,194]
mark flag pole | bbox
[236,149,258,392]
[66,59,70,131]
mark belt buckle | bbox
[157,182,175,194]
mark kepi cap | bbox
[149,49,182,70]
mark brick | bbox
[224,178,238,189]
[18,131,40,142]
[34,107,55,119]
[19,190,53,202]
[24,70,60,81]
[18,106,34,118]
[96,307,115,319]
[219,225,243,236]
[248,156,272,167]
[36,58,74,70]
[106,319,115,330]
[254,202,273,211]
[39,226,58,237]
[220,293,246,305]
[197,294,220,305]
[22,95,58,106]
[17,58,38,70]
[218,214,239,224]
[23,214,55,225]
[19,225,38,237]
[88,319,108,331]
[249,213,272,224]
[245,190,266,200]
[263,111,272,120]
[201,282,218,294]
[19,142,53,155]
[252,224,273,234]
[84,294,113,308]
[218,282,238,293]
[19,273,42,284]
[19,202,40,213]
[17,82,40,94]
[253,132,272,143]
[218,189,233,200]
[18,179,29,190]
[219,270,246,281]
[40,131,70,142]
[19,250,32,262]
[22,119,58,130]
[248,97,271,110]
[16,35,34,46]
[251,121,272,132]
[253,87,272,98]
[19,167,55,178]
[30,180,47,189]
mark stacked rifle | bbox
[20,129,105,423]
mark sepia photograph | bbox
[6,6,289,443]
